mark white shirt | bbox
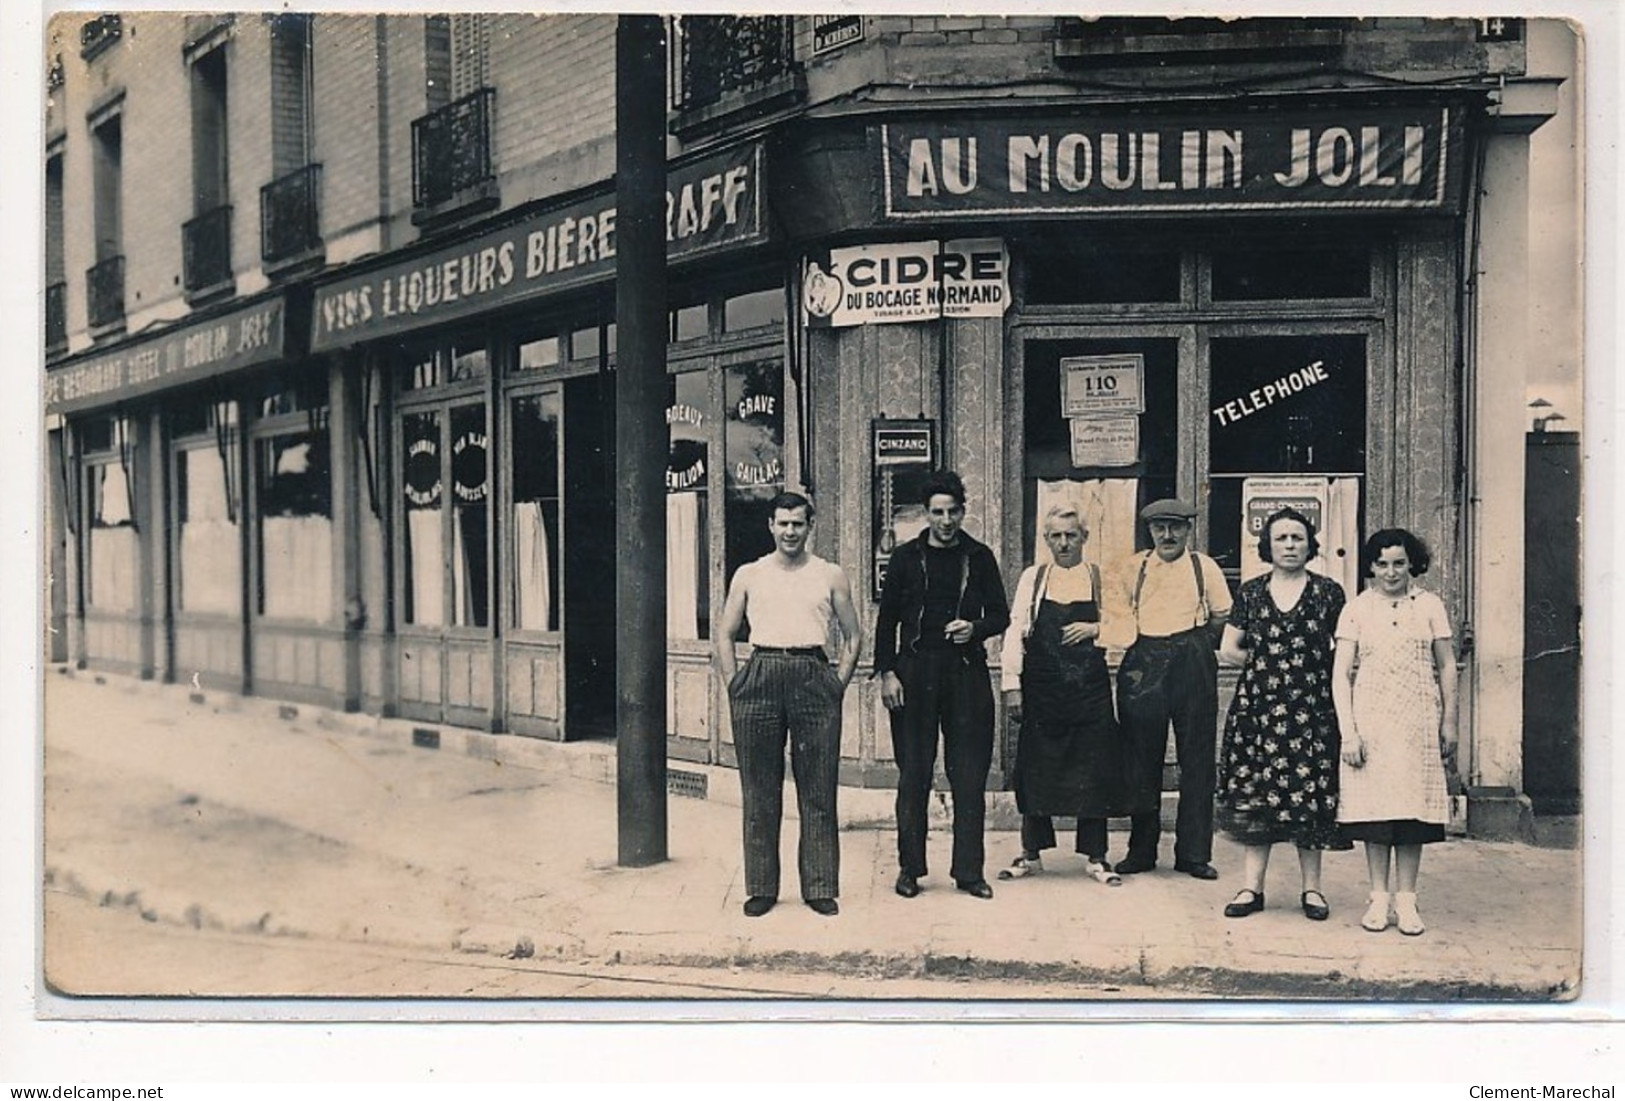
[1101,549,1232,649]
[737,553,843,649]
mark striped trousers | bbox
[727,651,843,900]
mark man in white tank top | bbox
[716,492,862,918]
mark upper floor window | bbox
[80,14,122,61]
[45,151,67,356]
[86,107,124,331]
[262,14,322,269]
[413,16,496,222]
[185,42,234,298]
[269,14,313,175]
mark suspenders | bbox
[1028,562,1102,628]
[1132,551,1211,630]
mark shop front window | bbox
[723,358,783,586]
[1210,245,1371,301]
[511,391,561,632]
[1022,337,1178,568]
[86,440,136,612]
[176,433,241,616]
[256,421,332,621]
[1024,242,1183,305]
[401,409,444,626]
[667,370,710,640]
[1207,333,1367,593]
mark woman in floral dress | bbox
[1333,529,1459,937]
[1216,508,1350,921]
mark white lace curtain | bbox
[666,491,702,640]
[513,500,553,631]
[178,447,240,616]
[261,515,333,621]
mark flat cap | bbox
[1140,497,1197,522]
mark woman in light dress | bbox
[1332,529,1460,936]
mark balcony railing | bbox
[45,281,68,357]
[260,163,323,267]
[183,204,234,296]
[412,87,496,211]
[86,256,124,330]
[671,16,797,113]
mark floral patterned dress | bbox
[1216,571,1351,850]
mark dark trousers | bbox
[889,649,994,885]
[1021,814,1108,862]
[729,652,842,900]
[1117,629,1219,867]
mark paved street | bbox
[41,669,1582,1005]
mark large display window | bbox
[1016,233,1382,597]
[252,379,332,622]
[395,338,491,632]
[81,416,137,613]
[172,401,242,617]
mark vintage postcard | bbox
[24,6,1596,1038]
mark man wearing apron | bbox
[998,505,1124,885]
[1110,498,1232,879]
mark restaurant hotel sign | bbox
[312,142,764,351]
[879,106,1463,218]
[45,296,287,415]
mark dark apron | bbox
[1014,596,1121,818]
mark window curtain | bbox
[666,491,701,639]
[1319,476,1361,599]
[179,448,240,616]
[88,463,136,612]
[89,526,136,612]
[261,515,333,621]
[406,508,444,625]
[513,500,552,630]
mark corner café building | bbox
[49,86,1546,798]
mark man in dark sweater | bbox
[874,470,1011,900]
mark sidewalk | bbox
[41,668,1582,1002]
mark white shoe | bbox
[1085,860,1123,887]
[1394,892,1426,936]
[997,854,1042,880]
[1361,891,1392,932]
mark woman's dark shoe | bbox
[1300,889,1331,921]
[743,896,777,918]
[1224,889,1265,918]
[895,873,922,899]
[956,880,995,900]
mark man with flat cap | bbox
[1108,498,1232,879]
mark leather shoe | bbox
[1224,889,1265,918]
[1175,861,1220,880]
[742,896,776,918]
[806,898,839,917]
[895,873,921,899]
[1114,855,1157,875]
[956,880,995,900]
[1300,890,1330,922]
